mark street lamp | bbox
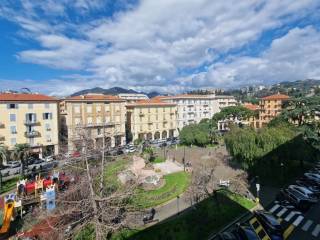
[177,195,180,215]
[183,146,186,171]
[280,162,284,185]
[255,176,260,203]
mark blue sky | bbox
[0,0,320,96]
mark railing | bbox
[24,131,40,138]
[24,120,40,126]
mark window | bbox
[10,114,16,122]
[10,138,16,145]
[96,117,102,124]
[28,103,33,109]
[45,123,51,131]
[43,113,52,120]
[75,118,81,125]
[74,105,80,113]
[29,138,34,146]
[7,103,18,109]
[10,126,17,134]
[87,105,92,113]
[96,105,102,113]
[46,135,51,142]
[45,103,50,109]
[87,117,93,124]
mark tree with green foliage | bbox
[10,143,30,177]
[212,106,256,123]
[0,144,8,191]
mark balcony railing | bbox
[24,120,40,126]
[25,131,40,138]
[85,122,115,128]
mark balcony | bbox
[139,113,145,117]
[25,131,40,138]
[0,123,4,128]
[85,122,115,128]
[24,120,40,126]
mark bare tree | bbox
[35,125,139,240]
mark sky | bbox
[0,0,320,96]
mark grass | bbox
[113,190,256,240]
[103,158,129,191]
[151,156,166,164]
[132,171,190,209]
[0,176,20,194]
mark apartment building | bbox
[126,100,177,141]
[60,94,126,152]
[160,95,221,130]
[258,93,290,128]
[215,95,237,109]
[0,93,59,158]
[118,93,149,103]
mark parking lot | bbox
[214,160,320,240]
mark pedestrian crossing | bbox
[267,202,320,239]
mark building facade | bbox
[258,93,290,128]
[215,95,237,109]
[61,94,126,152]
[126,100,177,141]
[0,93,59,158]
[118,93,149,103]
[160,95,221,130]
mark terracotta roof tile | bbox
[65,94,124,102]
[127,99,176,107]
[261,93,290,100]
[0,93,57,102]
[243,103,260,111]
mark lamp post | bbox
[177,195,180,215]
[280,162,284,185]
[182,146,186,171]
[255,176,260,203]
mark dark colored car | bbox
[218,232,241,240]
[296,180,320,196]
[235,224,260,240]
[254,211,283,239]
[276,189,312,211]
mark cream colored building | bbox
[215,95,237,109]
[126,100,177,141]
[160,94,221,130]
[118,93,149,103]
[0,93,59,158]
[60,94,126,152]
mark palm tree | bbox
[0,144,8,191]
[11,143,30,178]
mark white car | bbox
[5,161,21,168]
[44,156,54,162]
[124,147,136,153]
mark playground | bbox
[0,171,72,239]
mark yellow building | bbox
[126,99,177,141]
[258,93,290,128]
[60,94,126,152]
[0,93,59,158]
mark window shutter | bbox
[50,113,53,119]
[43,113,45,120]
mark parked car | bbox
[218,232,240,240]
[254,210,283,239]
[124,147,136,153]
[304,173,320,183]
[234,224,260,240]
[296,180,320,195]
[72,151,81,158]
[277,189,313,211]
[44,156,54,162]
[5,161,21,168]
[288,185,318,201]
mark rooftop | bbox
[261,93,290,100]
[243,103,260,111]
[126,99,176,107]
[0,93,57,102]
[65,94,124,102]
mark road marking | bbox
[283,225,294,240]
[277,208,287,217]
[302,220,313,231]
[312,224,320,237]
[284,212,296,222]
[292,215,304,227]
[269,204,280,213]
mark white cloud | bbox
[0,0,320,95]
